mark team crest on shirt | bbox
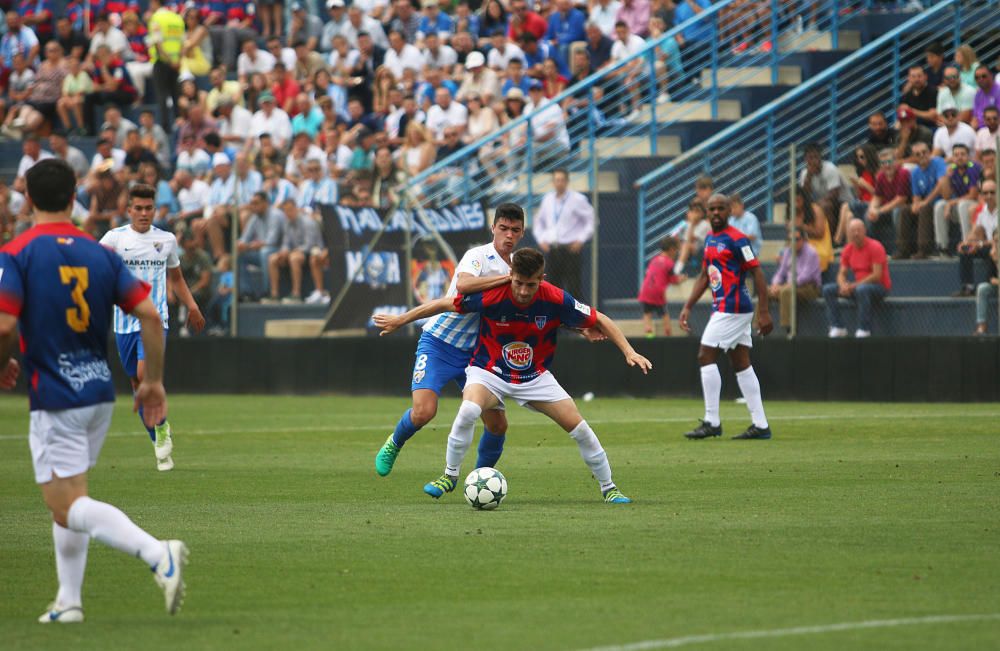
[154,242,163,252]
[715,241,726,252]
[412,369,425,383]
[708,264,723,291]
[535,316,547,330]
[502,342,534,370]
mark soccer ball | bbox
[463,467,507,510]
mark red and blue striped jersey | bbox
[19,0,54,39]
[0,223,150,411]
[703,225,759,314]
[454,281,598,384]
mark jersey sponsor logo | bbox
[57,352,112,392]
[502,341,534,370]
[471,259,482,271]
[741,245,755,261]
[573,300,591,316]
[708,264,723,291]
[57,237,75,245]
[535,316,547,330]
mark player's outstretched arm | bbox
[455,272,511,294]
[752,266,773,336]
[131,297,168,427]
[679,267,709,333]
[595,311,652,374]
[167,266,206,333]
[0,313,20,390]
[373,296,457,335]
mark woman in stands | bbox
[399,122,437,191]
[541,57,568,99]
[795,185,835,278]
[955,44,980,90]
[180,7,212,78]
[58,56,93,136]
[7,41,66,137]
[479,0,510,48]
[835,144,879,246]
[373,67,398,118]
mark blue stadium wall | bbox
[100,337,1000,403]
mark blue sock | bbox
[137,405,156,442]
[475,429,506,468]
[391,409,421,448]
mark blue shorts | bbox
[115,331,167,379]
[410,331,473,394]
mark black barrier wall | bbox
[99,337,1000,403]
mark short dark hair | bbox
[253,191,268,202]
[925,41,944,56]
[553,168,569,180]
[511,247,545,277]
[203,132,221,148]
[694,175,713,190]
[952,143,969,153]
[804,143,823,157]
[494,202,525,224]
[660,236,679,252]
[728,191,743,205]
[687,199,706,215]
[985,106,999,115]
[129,183,156,204]
[614,20,627,29]
[26,159,76,212]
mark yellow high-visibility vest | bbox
[147,8,185,65]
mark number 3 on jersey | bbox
[59,266,91,333]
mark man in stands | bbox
[934,143,981,256]
[937,65,975,124]
[975,107,1000,160]
[768,226,822,332]
[822,218,892,338]
[955,179,997,299]
[904,141,947,259]
[894,106,934,165]
[932,103,976,159]
[865,112,897,150]
[972,66,1000,130]
[799,143,851,237]
[900,65,937,129]
[868,148,910,256]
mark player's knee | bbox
[411,401,437,427]
[455,400,483,427]
[482,409,507,435]
[697,350,714,366]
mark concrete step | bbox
[616,318,686,338]
[585,135,683,159]
[632,100,743,123]
[702,66,802,87]
[779,29,862,53]
[264,318,325,338]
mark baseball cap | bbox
[896,106,914,121]
[212,152,231,167]
[290,1,305,11]
[528,78,543,90]
[505,88,525,101]
[465,51,485,69]
[259,90,276,103]
[327,0,345,7]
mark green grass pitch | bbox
[1,394,998,650]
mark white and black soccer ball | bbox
[463,467,508,510]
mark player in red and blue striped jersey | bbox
[679,194,774,440]
[375,248,651,504]
[0,159,187,623]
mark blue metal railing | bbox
[634,0,1000,285]
[407,0,856,214]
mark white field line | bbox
[578,613,1000,651]
[0,411,998,443]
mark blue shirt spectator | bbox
[292,106,324,139]
[418,6,454,40]
[546,4,586,47]
[911,154,947,199]
[672,0,712,43]
[728,204,762,257]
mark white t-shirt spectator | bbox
[327,48,360,72]
[330,144,354,173]
[385,108,426,140]
[17,149,54,179]
[975,204,997,239]
[937,84,976,114]
[285,145,329,179]
[933,122,977,157]
[178,179,211,215]
[218,105,253,145]
[798,161,850,203]
[176,148,212,176]
[487,43,526,70]
[611,33,646,63]
[237,49,277,78]
[384,43,425,79]
[590,0,622,35]
[89,27,129,57]
[341,15,389,49]
[975,126,999,155]
[9,68,36,95]
[91,148,127,173]
[250,107,293,149]
[423,45,458,70]
[530,99,570,150]
[425,101,469,140]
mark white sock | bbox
[735,366,769,429]
[700,364,722,426]
[67,496,164,569]
[53,522,89,607]
[568,420,613,489]
[445,400,481,477]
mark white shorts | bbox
[465,366,571,409]
[29,403,115,484]
[700,312,754,351]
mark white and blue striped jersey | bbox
[296,178,338,213]
[422,242,510,351]
[99,225,179,333]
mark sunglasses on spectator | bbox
[880,159,894,165]
[983,190,996,195]
[975,73,990,79]
[944,74,959,80]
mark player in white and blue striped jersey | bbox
[375,204,526,477]
[99,184,206,471]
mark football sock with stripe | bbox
[67,496,164,569]
[700,364,722,427]
[445,400,481,476]
[475,429,505,468]
[736,366,769,429]
[53,522,88,607]
[390,409,420,448]
[137,404,156,442]
[568,420,613,488]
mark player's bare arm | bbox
[131,297,168,427]
[455,271,511,294]
[679,267,710,333]
[374,296,457,335]
[0,312,20,389]
[751,266,773,336]
[595,311,652,374]
[166,267,206,332]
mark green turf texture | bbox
[1,394,998,650]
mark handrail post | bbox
[766,113,775,223]
[638,185,646,289]
[648,50,658,155]
[788,143,797,340]
[710,12,719,120]
[770,0,779,85]
[831,0,839,50]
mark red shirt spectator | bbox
[508,2,548,42]
[272,74,300,114]
[226,0,256,24]
[638,251,680,306]
[873,164,911,203]
[842,236,891,290]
